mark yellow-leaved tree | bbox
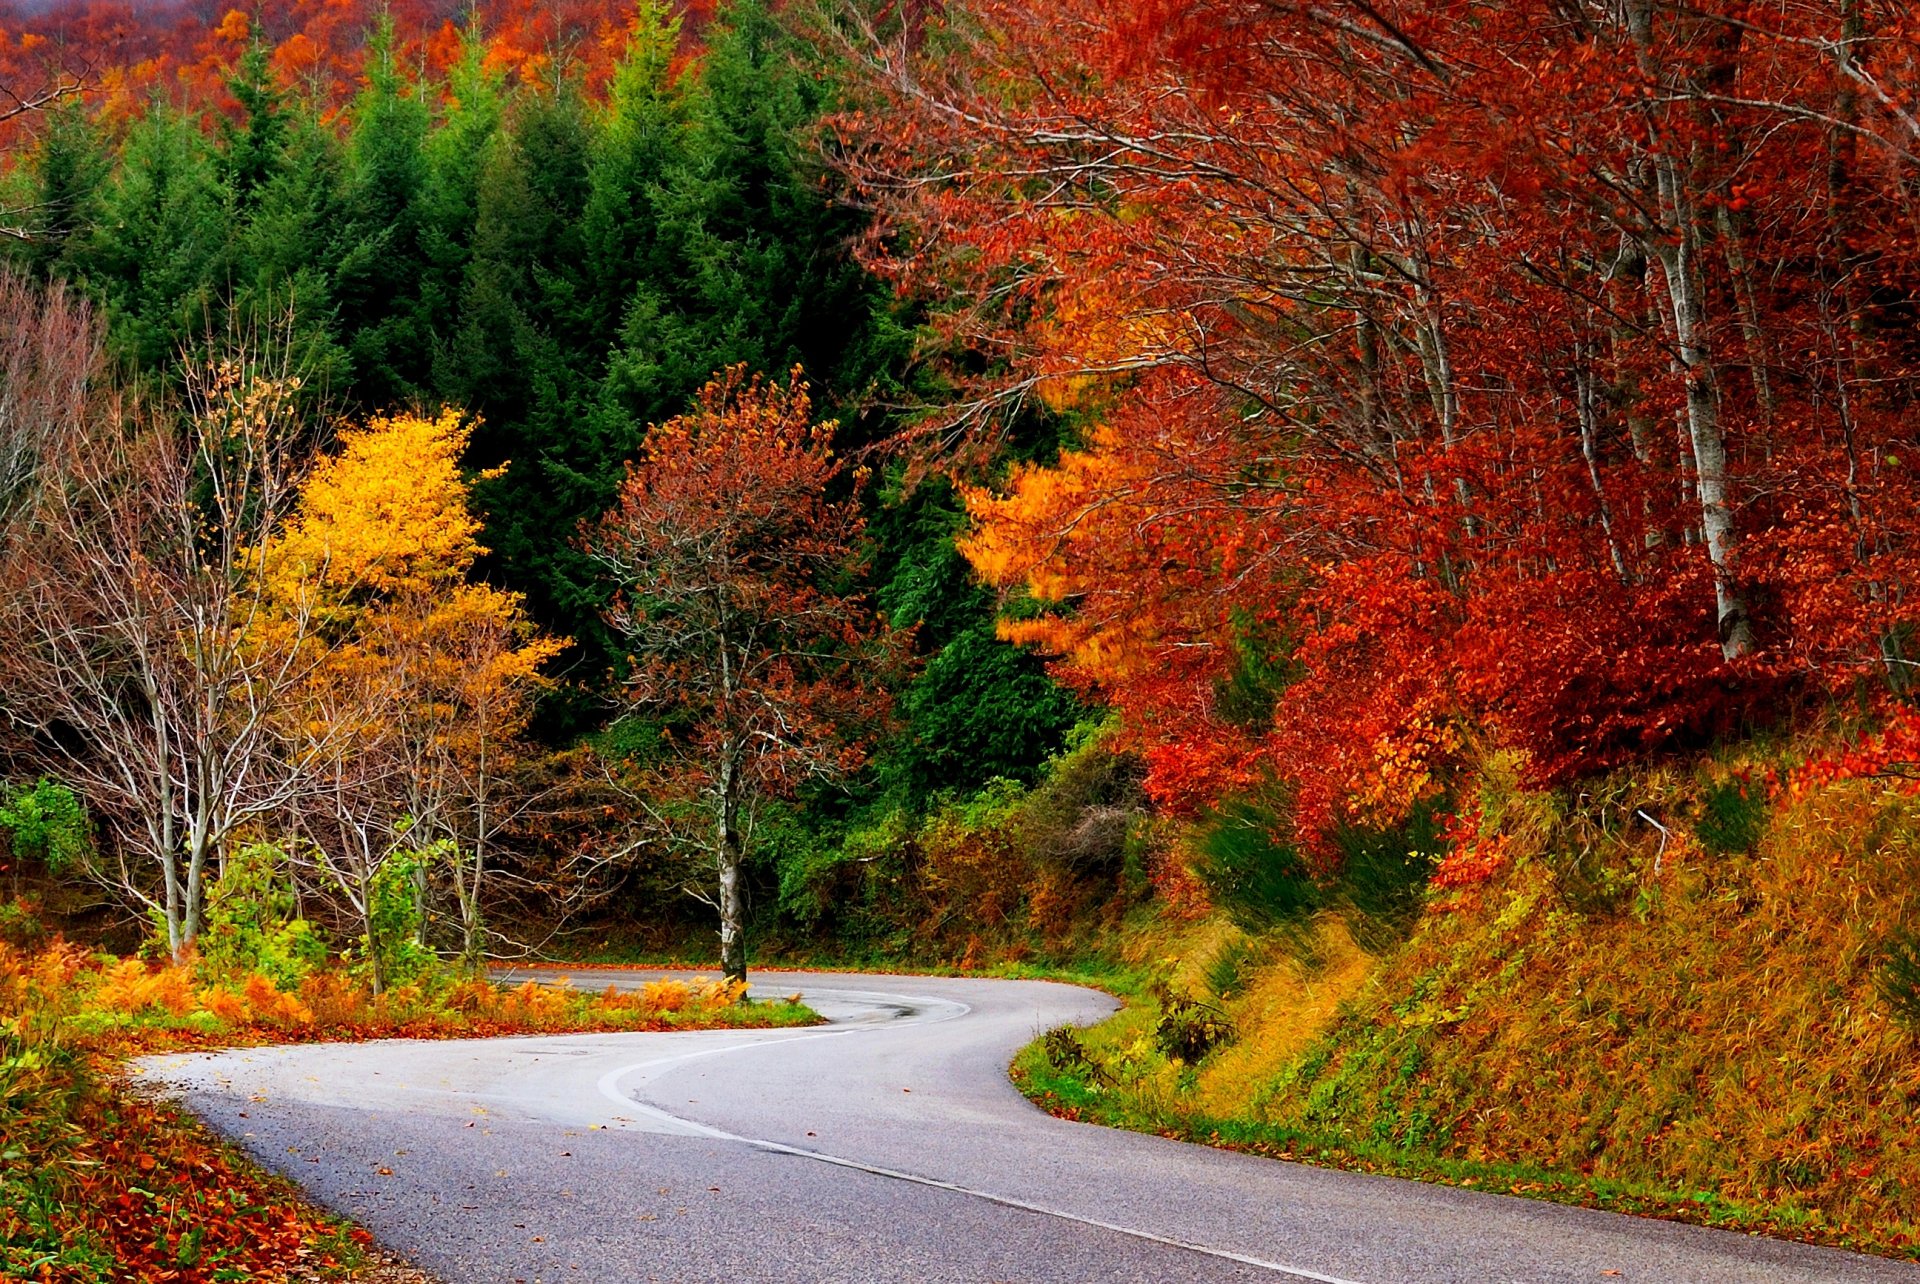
[262,409,562,982]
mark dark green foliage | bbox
[1697,777,1767,855]
[1153,989,1235,1063]
[229,112,352,391]
[1329,802,1446,951]
[83,106,227,370]
[218,44,291,209]
[332,19,434,410]
[870,476,1080,801]
[1876,928,1920,1027]
[0,780,90,877]
[1191,794,1320,933]
[20,102,107,281]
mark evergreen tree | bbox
[332,17,432,409]
[17,100,107,282]
[218,42,290,210]
[577,0,691,343]
[419,28,507,394]
[230,109,352,396]
[457,85,609,708]
[870,478,1081,801]
[85,105,228,371]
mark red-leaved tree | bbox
[588,367,894,981]
[833,0,1920,854]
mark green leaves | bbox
[0,780,89,876]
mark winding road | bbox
[136,970,1916,1284]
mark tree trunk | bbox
[715,752,747,986]
[1627,0,1754,660]
[1653,187,1753,659]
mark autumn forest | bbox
[9,0,1920,1274]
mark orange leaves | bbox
[94,959,195,1017]
[848,0,1920,861]
[213,9,250,45]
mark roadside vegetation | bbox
[0,908,808,1279]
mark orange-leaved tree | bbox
[261,408,560,981]
[589,367,895,983]
[838,0,1920,858]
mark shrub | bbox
[199,843,327,989]
[1190,794,1320,933]
[1153,990,1236,1063]
[94,959,194,1017]
[1877,928,1920,1027]
[360,843,448,992]
[1697,777,1767,855]
[0,779,90,878]
[641,979,692,1013]
[0,898,47,950]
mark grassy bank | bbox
[1004,748,1920,1261]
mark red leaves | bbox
[10,1082,361,1281]
[845,0,1920,854]
[588,365,896,804]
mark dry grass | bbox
[1242,768,1920,1252]
[1194,919,1373,1119]
[1015,741,1920,1257]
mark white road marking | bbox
[594,986,1369,1284]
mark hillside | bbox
[1011,739,1920,1256]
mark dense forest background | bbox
[0,0,1089,966]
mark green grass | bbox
[1008,985,1917,1260]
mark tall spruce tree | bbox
[85,105,229,371]
[333,18,432,410]
[18,101,107,282]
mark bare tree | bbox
[0,326,328,959]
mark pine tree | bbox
[230,111,352,395]
[219,42,290,210]
[85,105,229,371]
[17,101,107,282]
[419,27,507,394]
[332,17,432,410]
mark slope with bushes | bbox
[1012,740,1920,1257]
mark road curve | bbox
[136,969,1915,1284]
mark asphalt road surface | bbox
[135,969,1918,1284]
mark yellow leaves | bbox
[1345,708,1462,827]
[266,409,481,602]
[252,406,559,761]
